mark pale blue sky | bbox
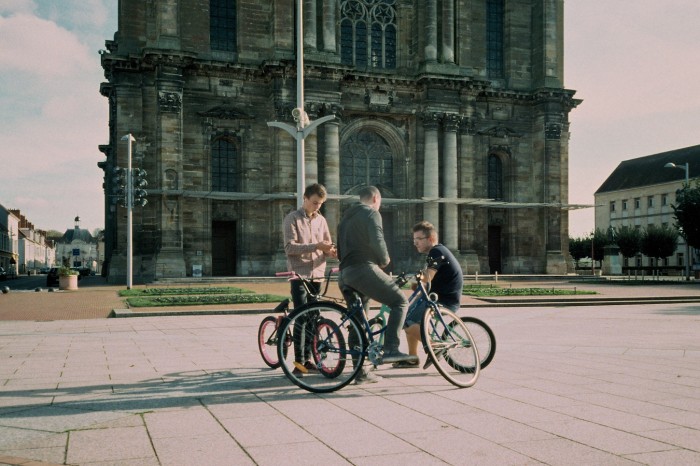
[1,1,699,237]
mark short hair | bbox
[304,183,327,199]
[358,185,380,203]
[412,220,438,241]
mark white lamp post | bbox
[266,0,335,208]
[664,162,690,281]
[121,133,135,289]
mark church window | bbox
[340,0,396,70]
[210,0,237,52]
[487,154,503,200]
[486,0,504,78]
[211,137,239,192]
[340,130,393,193]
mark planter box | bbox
[59,275,79,291]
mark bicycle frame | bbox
[316,269,445,366]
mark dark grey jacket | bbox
[337,203,390,269]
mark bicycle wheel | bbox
[420,305,480,388]
[278,302,366,393]
[452,317,496,370]
[258,315,288,369]
[313,317,346,378]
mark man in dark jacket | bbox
[337,185,417,382]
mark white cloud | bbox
[0,1,112,231]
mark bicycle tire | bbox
[420,305,480,388]
[278,302,366,393]
[258,315,288,369]
[449,316,496,370]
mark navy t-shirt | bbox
[426,244,463,310]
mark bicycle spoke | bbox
[421,306,480,387]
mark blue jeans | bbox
[339,263,408,351]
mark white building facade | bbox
[595,145,699,274]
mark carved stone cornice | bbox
[545,122,562,140]
[443,113,460,132]
[459,117,477,135]
[532,88,582,111]
[421,112,442,130]
[158,91,181,113]
[478,124,523,139]
[197,105,253,120]
[365,87,394,112]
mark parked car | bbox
[39,267,51,274]
[46,267,59,286]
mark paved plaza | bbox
[1,277,700,465]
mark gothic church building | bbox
[100,0,580,281]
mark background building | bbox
[0,204,19,277]
[595,144,699,273]
[99,0,581,282]
[9,209,55,274]
[54,217,99,273]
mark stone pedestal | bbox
[155,249,187,278]
[602,244,622,276]
[546,251,568,274]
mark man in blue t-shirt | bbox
[393,220,464,368]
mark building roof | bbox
[60,227,94,244]
[595,144,700,194]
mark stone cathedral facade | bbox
[99,0,580,282]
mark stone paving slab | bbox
[0,301,699,465]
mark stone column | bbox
[442,114,459,250]
[304,103,320,186]
[304,0,317,50]
[422,112,440,227]
[322,0,336,52]
[154,66,187,278]
[425,0,438,62]
[458,116,480,274]
[442,0,455,63]
[323,107,341,241]
[544,115,566,274]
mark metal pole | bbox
[121,134,135,290]
[684,163,690,281]
[296,0,305,208]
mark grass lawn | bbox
[463,284,596,297]
[120,286,287,308]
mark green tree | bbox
[672,180,700,259]
[591,228,612,265]
[615,225,642,261]
[640,225,679,274]
[568,236,591,268]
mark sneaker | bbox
[303,361,318,373]
[355,368,382,384]
[392,359,420,368]
[382,349,419,365]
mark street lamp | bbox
[266,0,335,208]
[664,162,690,281]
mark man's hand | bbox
[317,241,335,256]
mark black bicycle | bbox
[277,264,483,393]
